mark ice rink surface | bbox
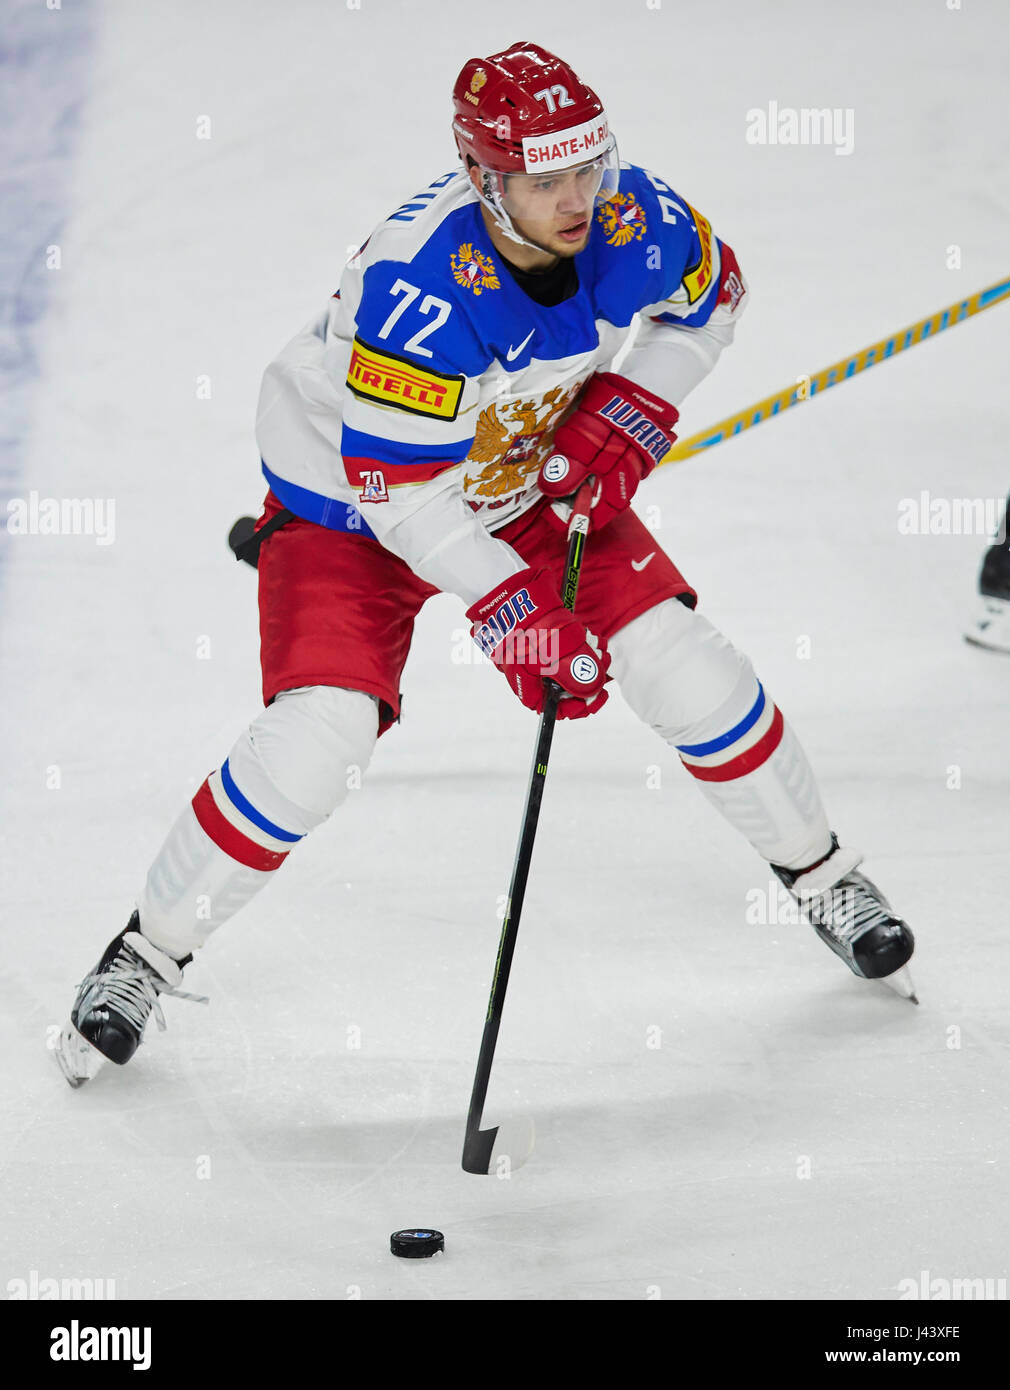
[1,0,1008,1300]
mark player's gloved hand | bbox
[538,371,679,529]
[466,566,609,719]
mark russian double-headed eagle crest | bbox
[595,193,647,246]
[451,242,500,296]
[463,384,583,499]
[463,68,487,105]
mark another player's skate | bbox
[56,913,207,1087]
[964,594,1010,652]
[773,837,917,1002]
[965,540,1010,653]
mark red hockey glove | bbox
[538,372,679,529]
[466,567,609,720]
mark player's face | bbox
[500,159,604,256]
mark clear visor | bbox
[481,135,620,227]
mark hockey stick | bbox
[461,477,596,1176]
[660,275,1010,465]
[228,279,1009,563]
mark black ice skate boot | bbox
[965,529,1010,653]
[56,912,207,1086]
[772,836,917,1001]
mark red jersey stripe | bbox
[343,455,459,488]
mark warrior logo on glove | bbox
[569,654,601,684]
[597,394,675,463]
[466,566,610,719]
[473,586,537,657]
[541,455,571,486]
[537,371,679,529]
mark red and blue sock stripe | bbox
[676,683,784,782]
[191,758,304,871]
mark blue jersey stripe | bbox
[340,424,473,467]
[261,462,377,537]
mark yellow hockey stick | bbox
[661,277,1010,465]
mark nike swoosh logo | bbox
[631,552,656,571]
[506,329,536,362]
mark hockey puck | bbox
[390,1229,445,1259]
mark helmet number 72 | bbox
[532,84,576,114]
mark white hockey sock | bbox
[137,686,378,957]
[137,804,275,958]
[610,600,832,869]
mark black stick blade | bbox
[462,1116,536,1176]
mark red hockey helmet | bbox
[452,42,619,246]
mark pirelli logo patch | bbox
[346,338,464,421]
[681,204,715,305]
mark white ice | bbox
[2,0,1008,1301]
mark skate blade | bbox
[964,598,1010,653]
[878,965,919,1005]
[54,1021,107,1087]
[964,631,1010,654]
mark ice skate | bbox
[56,913,207,1087]
[773,838,917,1002]
[964,593,1010,654]
[965,540,1010,652]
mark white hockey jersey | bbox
[255,162,748,603]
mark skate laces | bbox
[78,941,207,1036]
[805,871,892,946]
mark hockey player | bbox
[58,42,915,1087]
[965,491,1010,651]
